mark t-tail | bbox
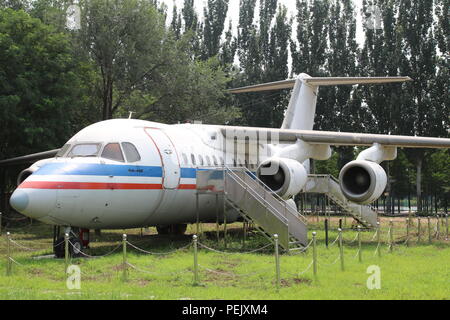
[229,73,412,130]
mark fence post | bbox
[324,219,329,249]
[6,232,12,276]
[406,218,410,247]
[338,228,344,271]
[357,226,362,262]
[193,235,199,286]
[376,222,381,258]
[312,232,317,277]
[274,234,281,289]
[427,216,432,244]
[446,214,449,241]
[122,234,128,282]
[0,212,2,235]
[417,218,421,243]
[64,232,69,272]
[389,220,394,253]
[436,215,440,240]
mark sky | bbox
[160,0,366,45]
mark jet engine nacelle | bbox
[257,158,308,199]
[339,160,387,204]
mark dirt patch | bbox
[278,277,312,287]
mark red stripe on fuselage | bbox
[18,181,196,190]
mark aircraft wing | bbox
[218,126,450,149]
[0,149,60,166]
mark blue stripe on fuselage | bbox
[34,163,164,178]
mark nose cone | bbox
[9,188,56,219]
[10,190,29,212]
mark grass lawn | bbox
[0,217,449,300]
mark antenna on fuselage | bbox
[128,111,135,119]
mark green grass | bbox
[0,218,449,300]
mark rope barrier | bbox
[126,241,193,255]
[199,264,237,277]
[9,239,47,252]
[348,233,359,244]
[317,254,340,267]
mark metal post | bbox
[427,216,432,244]
[64,232,69,271]
[193,235,199,285]
[376,222,381,258]
[357,226,362,262]
[223,210,227,249]
[324,219,329,249]
[338,228,344,271]
[242,221,247,249]
[406,218,410,247]
[274,234,281,289]
[389,220,394,253]
[436,215,440,240]
[122,234,127,282]
[417,218,421,243]
[196,193,200,235]
[446,214,449,241]
[0,212,2,235]
[216,194,219,243]
[311,232,318,277]
[6,232,12,276]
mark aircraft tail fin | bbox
[229,74,412,131]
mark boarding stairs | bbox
[304,175,378,228]
[220,167,308,251]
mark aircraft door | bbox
[145,128,181,189]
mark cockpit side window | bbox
[101,143,125,162]
[56,144,71,157]
[121,142,141,163]
[68,143,101,157]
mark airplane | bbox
[1,73,449,257]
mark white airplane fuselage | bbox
[10,119,270,229]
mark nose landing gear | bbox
[53,226,90,258]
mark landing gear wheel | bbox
[53,236,83,258]
[156,224,187,235]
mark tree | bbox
[202,0,229,59]
[0,9,87,158]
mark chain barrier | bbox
[348,233,359,244]
[126,241,193,255]
[328,235,340,247]
[317,254,340,267]
[197,241,273,255]
[9,239,47,252]
[68,241,122,259]
[289,239,314,255]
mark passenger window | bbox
[121,142,141,163]
[191,154,196,165]
[182,153,188,165]
[206,155,211,166]
[198,155,204,166]
[220,157,224,166]
[212,155,218,166]
[102,143,125,162]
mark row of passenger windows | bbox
[180,153,257,169]
[57,142,141,163]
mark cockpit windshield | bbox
[67,143,102,157]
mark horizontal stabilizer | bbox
[228,76,412,93]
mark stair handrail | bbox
[224,166,307,224]
[224,168,288,224]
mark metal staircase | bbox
[222,167,308,251]
[304,175,378,228]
